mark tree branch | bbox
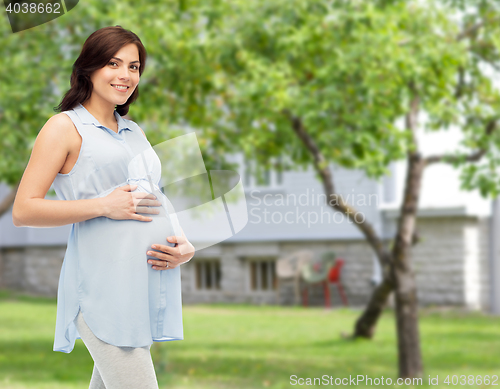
[406,84,420,148]
[391,87,425,265]
[281,109,391,269]
[424,119,497,166]
[456,20,486,41]
[454,66,465,99]
[398,18,492,47]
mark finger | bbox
[168,236,187,251]
[167,235,183,244]
[132,214,154,222]
[151,244,176,255]
[135,206,160,215]
[123,184,138,191]
[148,259,169,268]
[147,256,166,264]
[147,249,172,260]
[134,192,157,200]
[148,260,176,270]
[153,265,175,270]
[136,199,162,207]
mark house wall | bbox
[182,240,375,306]
[0,215,491,310]
[477,216,490,310]
[0,246,64,296]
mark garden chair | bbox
[301,254,348,308]
[275,250,314,305]
[327,258,348,306]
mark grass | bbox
[1,289,500,388]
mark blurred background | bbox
[2,0,500,388]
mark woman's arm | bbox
[12,113,106,228]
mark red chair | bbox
[327,259,348,306]
[301,258,348,308]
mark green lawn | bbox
[1,289,500,389]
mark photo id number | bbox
[6,2,61,14]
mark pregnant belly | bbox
[72,187,177,327]
[77,193,176,271]
[74,214,175,334]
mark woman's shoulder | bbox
[34,113,77,160]
[44,112,75,131]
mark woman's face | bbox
[89,43,141,108]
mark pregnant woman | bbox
[12,26,195,388]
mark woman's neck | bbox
[82,98,117,129]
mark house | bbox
[0,126,498,310]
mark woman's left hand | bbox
[147,229,195,270]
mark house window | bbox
[249,258,277,291]
[243,157,284,188]
[276,168,283,186]
[244,165,252,187]
[256,166,271,186]
[195,259,221,290]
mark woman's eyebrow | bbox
[111,57,140,64]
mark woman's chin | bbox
[109,96,129,106]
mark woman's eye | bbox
[109,61,117,67]
[131,65,139,70]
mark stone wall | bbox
[478,216,491,310]
[411,216,490,310]
[412,217,468,306]
[0,246,64,296]
[0,215,492,310]
[181,240,375,306]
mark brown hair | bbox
[54,25,147,116]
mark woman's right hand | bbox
[100,184,162,222]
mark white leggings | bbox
[74,310,159,389]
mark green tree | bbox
[0,19,59,195]
[2,0,500,379]
[143,0,500,379]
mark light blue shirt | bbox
[52,103,183,353]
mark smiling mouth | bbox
[111,84,130,91]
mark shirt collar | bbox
[74,103,132,133]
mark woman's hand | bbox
[100,184,162,222]
[147,229,195,270]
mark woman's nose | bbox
[118,68,130,80]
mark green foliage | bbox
[2,0,500,196]
[148,0,500,184]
